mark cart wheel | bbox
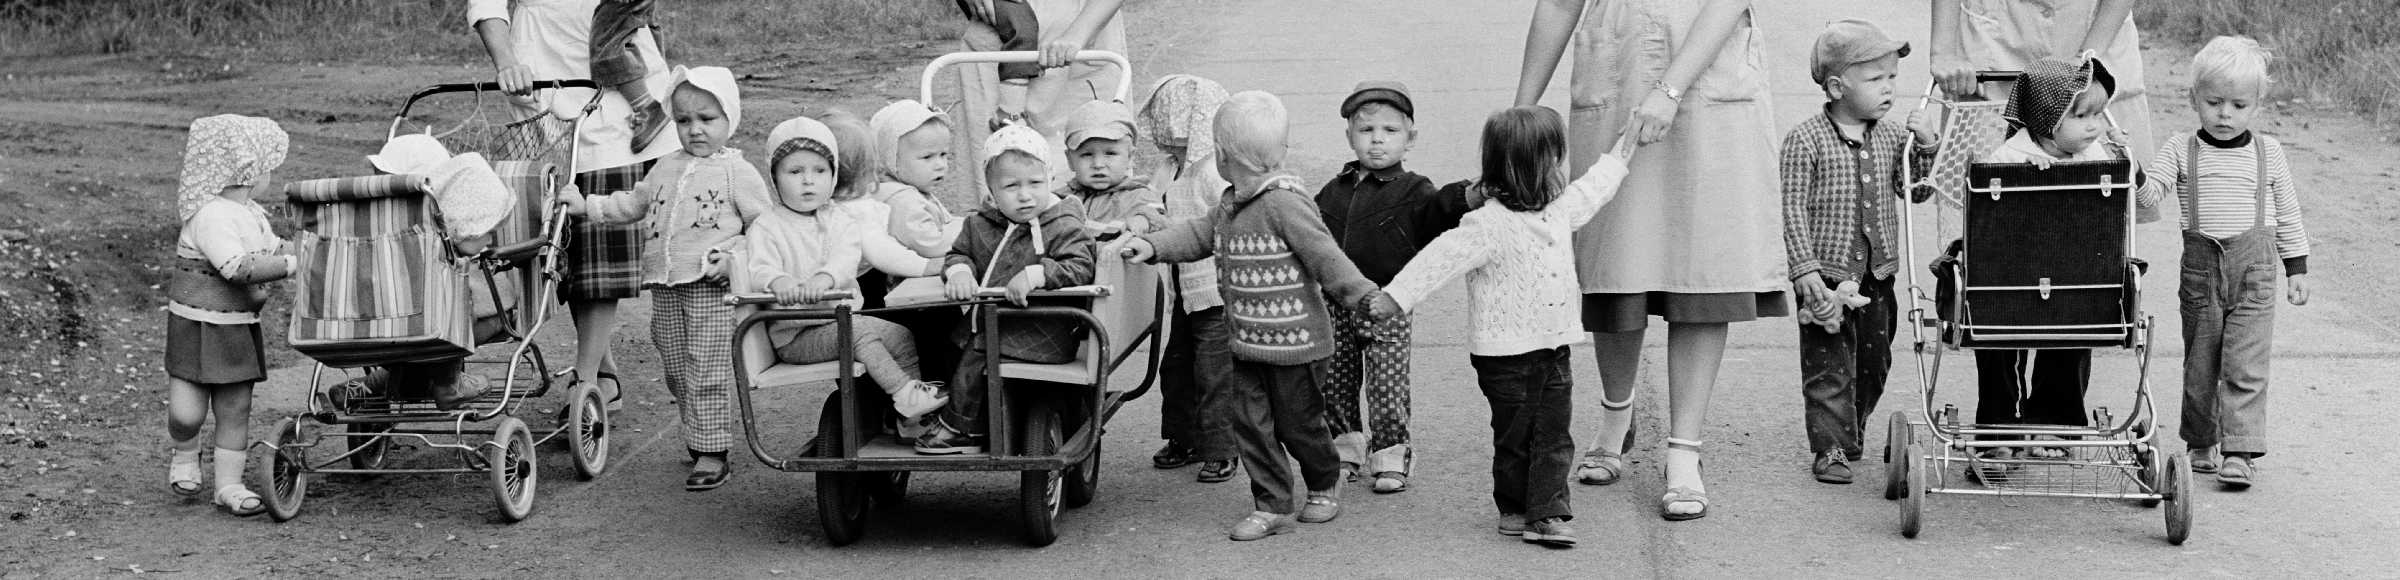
[260,417,308,522]
[2163,452,2193,545]
[343,422,393,471]
[2136,446,2163,508]
[867,471,911,508]
[1062,403,1099,509]
[1901,441,1927,539]
[566,382,611,480]
[486,417,538,522]
[814,395,869,545]
[1019,400,1064,547]
[1884,413,1911,501]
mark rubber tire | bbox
[486,417,538,522]
[2164,452,2194,545]
[1019,400,1064,547]
[260,417,307,522]
[1901,441,1927,539]
[2137,446,2163,508]
[1062,402,1099,509]
[814,395,868,546]
[342,422,392,471]
[867,471,910,508]
[1884,412,1912,501]
[566,382,611,480]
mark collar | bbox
[1818,105,1878,149]
[1339,160,1410,184]
[2197,129,2253,149]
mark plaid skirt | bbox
[560,163,649,302]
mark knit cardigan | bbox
[1147,175,1377,365]
[1384,156,1629,356]
[586,149,773,288]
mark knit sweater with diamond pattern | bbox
[1147,175,1377,366]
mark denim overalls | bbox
[2177,138,2279,457]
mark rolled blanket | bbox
[283,174,430,205]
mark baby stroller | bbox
[1883,71,2190,545]
[729,50,1163,548]
[253,80,608,523]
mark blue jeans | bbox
[1472,347,1576,523]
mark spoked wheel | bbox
[260,417,308,522]
[342,422,393,471]
[2163,452,2193,545]
[1019,400,1064,547]
[1884,412,1912,501]
[486,417,538,522]
[565,382,611,480]
[1900,441,1927,539]
[814,395,869,546]
[1062,402,1099,509]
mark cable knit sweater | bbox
[1147,175,1377,365]
[1384,155,1629,356]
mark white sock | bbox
[1595,408,1633,452]
[1665,441,1704,493]
[212,448,247,492]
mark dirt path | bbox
[7,1,2400,577]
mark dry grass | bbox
[0,0,960,61]
[2139,0,2400,125]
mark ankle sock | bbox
[212,448,247,491]
[1665,441,1704,493]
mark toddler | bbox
[870,100,966,259]
[1368,105,1632,547]
[1122,92,1388,541]
[558,66,770,491]
[1060,100,1164,240]
[847,106,969,391]
[916,124,1099,454]
[2135,36,2312,488]
[1778,20,1937,485]
[748,116,951,436]
[1137,74,1238,482]
[163,115,291,516]
[1313,81,1470,493]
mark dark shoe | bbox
[1522,517,1578,547]
[1297,492,1340,523]
[1153,441,1199,469]
[1495,513,1528,536]
[628,98,669,153]
[1197,458,1239,483]
[1813,450,1854,484]
[432,374,490,411]
[685,453,731,491]
[913,420,984,455]
[1227,511,1295,541]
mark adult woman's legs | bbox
[1576,328,1642,484]
[1662,322,1727,514]
[570,298,622,408]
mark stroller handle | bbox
[725,290,859,306]
[920,50,1133,105]
[394,79,601,122]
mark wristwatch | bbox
[1653,80,1684,102]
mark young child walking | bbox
[1313,81,1469,493]
[2136,36,2312,488]
[1137,74,1238,482]
[163,114,292,516]
[747,116,951,437]
[1060,100,1164,240]
[916,124,1098,454]
[1122,92,1389,541]
[1778,20,1936,485]
[558,66,772,491]
[1366,105,1633,547]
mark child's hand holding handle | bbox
[1003,265,1043,306]
[556,184,589,217]
[1118,237,1156,263]
[770,273,836,306]
[943,265,980,301]
[1907,107,1939,149]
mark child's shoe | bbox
[1495,513,1528,536]
[1812,450,1854,484]
[2217,454,2257,489]
[1340,461,1362,484]
[1152,440,1198,469]
[627,97,669,153]
[1297,490,1341,523]
[1227,511,1295,541]
[1196,458,1239,483]
[211,448,262,516]
[912,418,984,455]
[1521,517,1578,547]
[166,449,203,497]
[891,380,948,419]
[432,373,490,411]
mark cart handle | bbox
[920,50,1134,105]
[724,290,859,306]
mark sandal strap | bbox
[1665,438,1704,450]
[1598,392,1635,410]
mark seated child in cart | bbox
[747,115,953,435]
[856,103,971,389]
[558,66,773,491]
[1953,55,2129,460]
[2133,36,2312,488]
[1059,99,1164,240]
[1121,92,1389,541]
[163,114,292,517]
[915,124,1099,455]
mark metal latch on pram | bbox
[2039,277,2051,300]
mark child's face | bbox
[670,85,730,158]
[2046,89,2112,155]
[774,149,836,213]
[1068,137,1131,190]
[984,154,1051,223]
[892,122,952,190]
[2190,77,2264,141]
[1344,105,1413,170]
[1828,54,1900,122]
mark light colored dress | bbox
[1566,0,1788,303]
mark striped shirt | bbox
[2136,131,2311,273]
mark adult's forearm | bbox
[1514,0,1582,106]
[1929,0,1964,60]
[1657,0,1748,94]
[475,18,517,70]
[2079,0,2137,55]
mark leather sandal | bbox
[1575,406,1636,486]
[168,453,203,497]
[1660,438,1708,521]
[214,485,265,517]
[596,372,625,412]
[686,451,732,491]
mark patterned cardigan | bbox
[1778,111,1935,283]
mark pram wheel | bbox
[343,422,393,471]
[867,472,910,508]
[813,395,870,546]
[1062,403,1099,509]
[2163,452,2193,545]
[486,417,538,522]
[261,417,308,522]
[1884,412,1912,501]
[565,382,611,480]
[1900,441,1927,539]
[1019,400,1064,547]
[2137,447,2163,508]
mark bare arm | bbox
[1041,0,1127,67]
[2078,0,2137,56]
[471,14,534,95]
[1929,0,1977,97]
[1625,0,1750,144]
[1513,0,1585,106]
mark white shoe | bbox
[892,380,949,419]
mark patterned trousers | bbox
[1322,302,1412,472]
[651,283,736,453]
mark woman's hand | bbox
[1932,54,1981,100]
[495,63,536,96]
[1630,89,1680,145]
[1039,38,1085,68]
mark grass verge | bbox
[2138,0,2400,126]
